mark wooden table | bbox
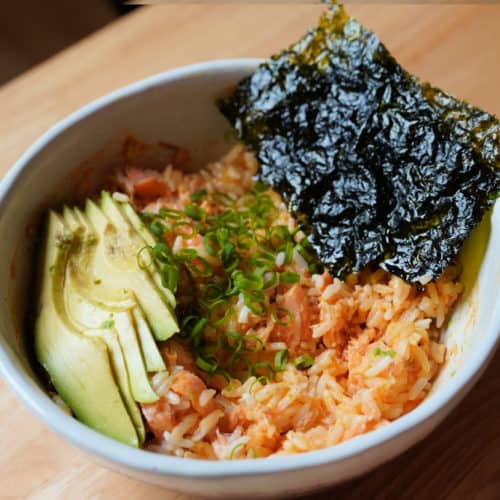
[0,5,499,499]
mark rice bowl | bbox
[0,59,498,497]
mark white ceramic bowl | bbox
[0,60,498,498]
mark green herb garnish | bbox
[138,185,310,382]
[190,189,207,202]
[373,347,396,358]
[280,271,300,284]
[274,349,289,371]
[294,354,314,370]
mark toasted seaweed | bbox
[218,5,499,283]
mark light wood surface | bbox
[0,5,499,499]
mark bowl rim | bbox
[0,58,499,479]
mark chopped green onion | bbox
[139,210,157,221]
[249,376,268,394]
[262,270,278,289]
[160,263,179,292]
[176,248,198,259]
[202,283,224,302]
[195,356,218,374]
[373,347,396,358]
[190,317,208,348]
[272,307,293,327]
[242,334,264,353]
[214,367,232,382]
[184,203,205,221]
[274,349,289,371]
[280,271,300,284]
[221,241,235,264]
[283,241,294,266]
[152,242,174,263]
[221,331,243,354]
[136,245,153,269]
[149,221,166,237]
[180,315,199,337]
[232,270,264,291]
[212,305,234,327]
[203,232,219,257]
[216,227,230,245]
[223,255,240,273]
[190,189,207,202]
[251,361,274,379]
[229,442,246,459]
[249,249,275,268]
[243,290,267,317]
[188,257,213,278]
[158,208,184,220]
[270,225,291,248]
[236,232,254,249]
[294,354,314,370]
[211,191,235,207]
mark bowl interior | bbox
[0,59,498,491]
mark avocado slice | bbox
[63,207,159,404]
[102,192,176,310]
[62,207,148,439]
[69,207,166,373]
[84,199,178,341]
[132,307,166,373]
[68,207,137,311]
[35,212,139,447]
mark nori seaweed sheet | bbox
[218,5,500,283]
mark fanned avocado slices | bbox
[35,212,139,447]
[35,194,179,446]
[218,4,500,283]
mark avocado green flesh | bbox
[68,207,137,310]
[64,280,158,403]
[63,269,146,439]
[35,212,139,447]
[112,312,158,403]
[63,206,161,403]
[132,307,166,372]
[108,193,177,310]
[35,193,182,446]
[79,326,146,443]
[67,206,166,373]
[85,199,178,341]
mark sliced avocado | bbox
[69,207,165,373]
[35,212,139,447]
[77,323,145,442]
[111,311,158,403]
[68,207,137,310]
[84,198,178,340]
[103,192,176,310]
[63,208,159,404]
[62,207,147,439]
[132,307,166,373]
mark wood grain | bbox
[0,5,499,499]
[0,0,116,85]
